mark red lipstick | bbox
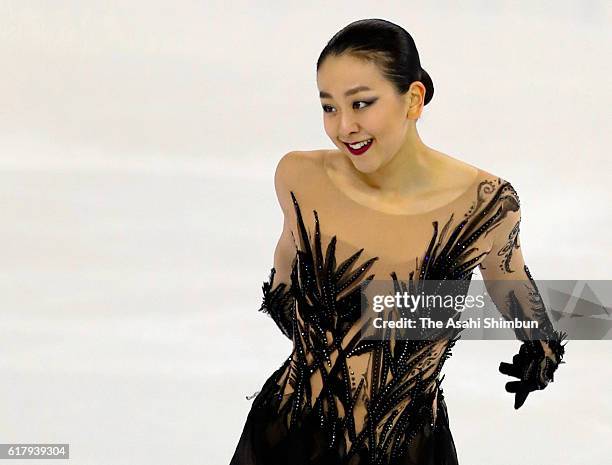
[344,139,374,156]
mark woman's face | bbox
[317,53,419,174]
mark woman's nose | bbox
[338,113,359,137]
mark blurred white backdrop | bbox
[0,1,610,464]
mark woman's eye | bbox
[354,101,370,110]
[322,100,375,113]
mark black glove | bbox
[499,332,567,409]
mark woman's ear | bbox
[406,81,426,119]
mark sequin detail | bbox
[248,178,566,464]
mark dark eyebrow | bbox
[319,85,373,99]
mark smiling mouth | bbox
[344,138,374,156]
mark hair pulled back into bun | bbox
[317,18,435,106]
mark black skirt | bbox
[229,367,459,465]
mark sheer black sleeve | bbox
[478,182,568,409]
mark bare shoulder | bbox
[429,148,511,189]
[274,150,326,191]
[275,150,324,179]
[273,149,327,216]
[431,149,477,177]
[436,151,520,206]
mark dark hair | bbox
[317,19,434,106]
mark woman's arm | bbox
[272,152,300,286]
[257,153,300,340]
[478,183,567,409]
